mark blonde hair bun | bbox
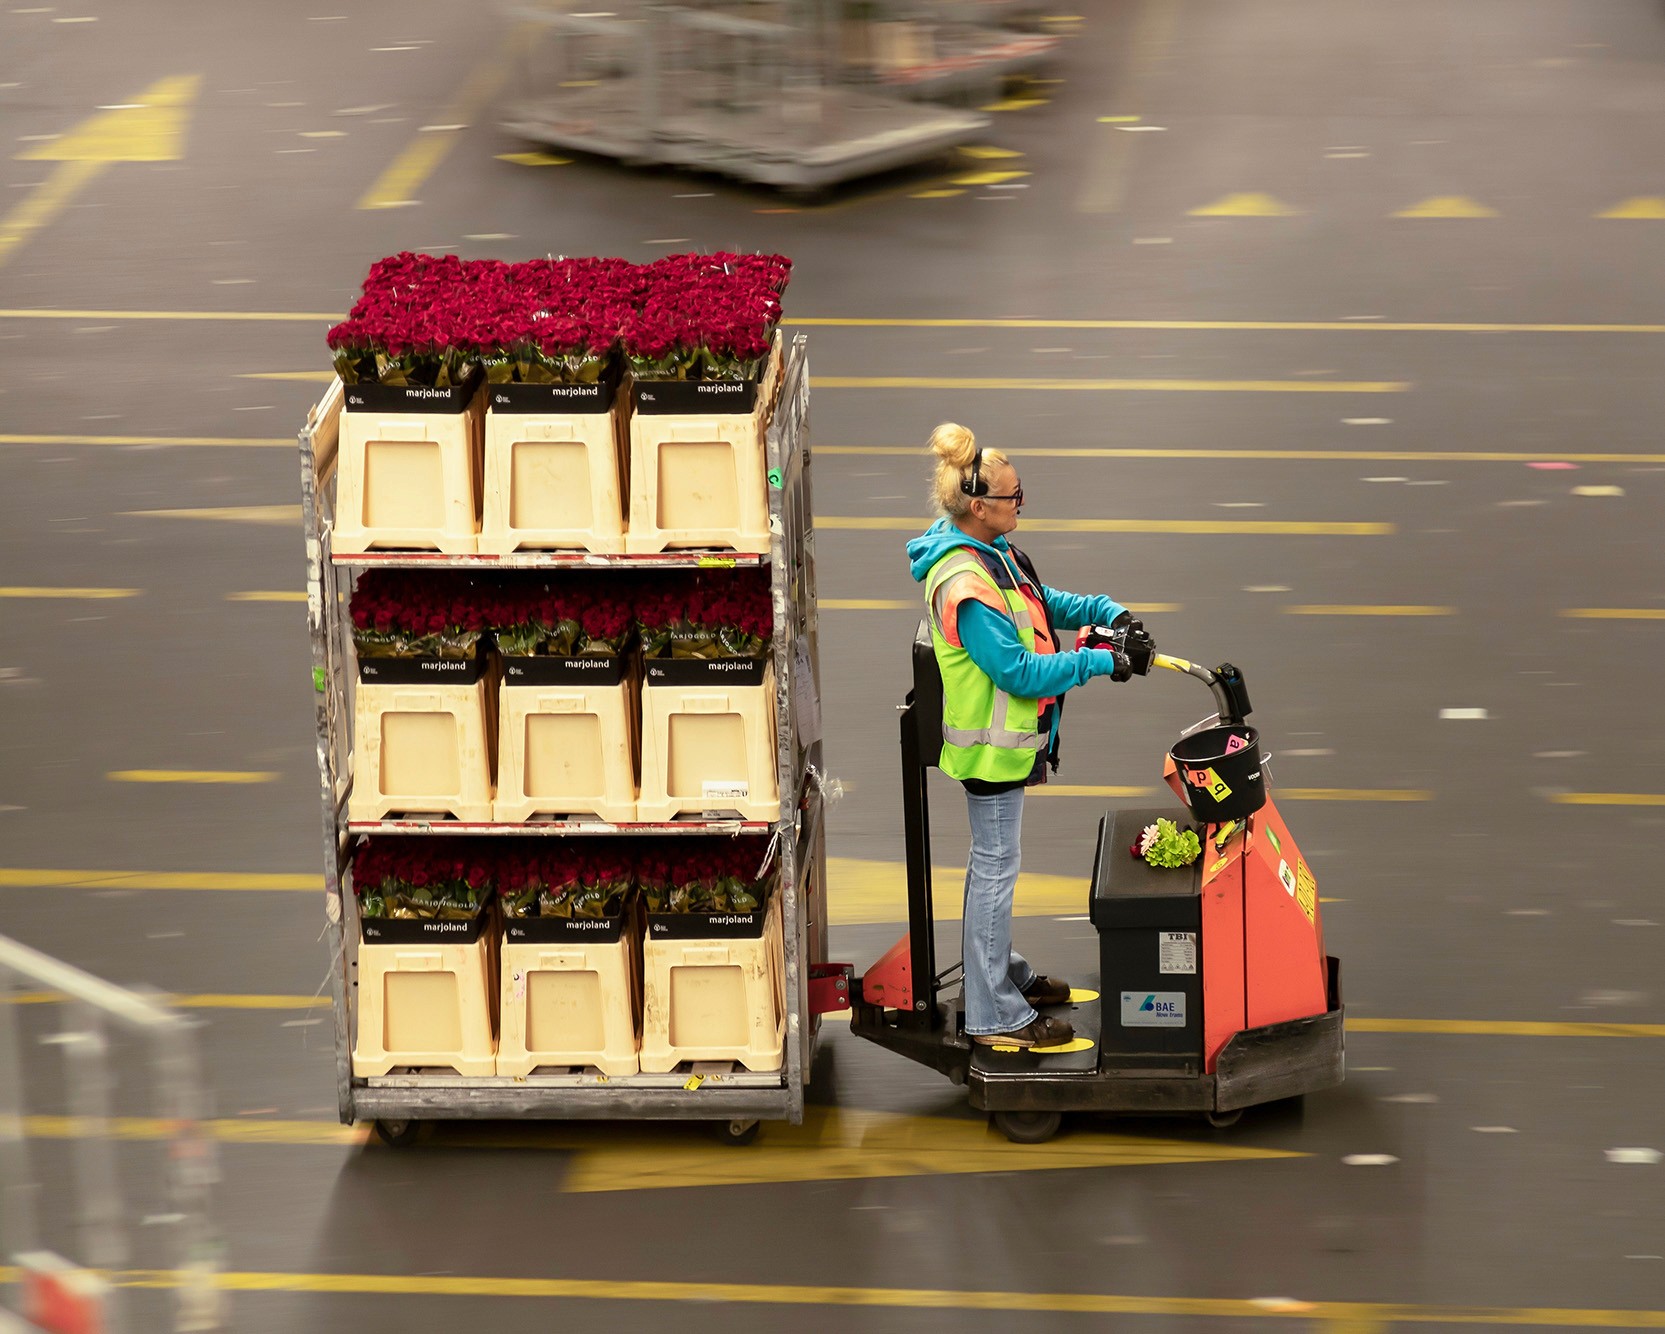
[928,422,979,471]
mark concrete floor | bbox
[2,0,1664,1328]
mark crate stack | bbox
[299,252,827,1134]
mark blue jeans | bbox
[962,785,1038,1036]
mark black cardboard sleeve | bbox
[503,913,629,944]
[343,373,482,414]
[357,652,487,686]
[502,654,627,687]
[360,907,491,944]
[647,906,767,940]
[644,655,766,687]
[632,377,759,416]
[488,379,617,416]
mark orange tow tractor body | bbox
[847,622,1344,1143]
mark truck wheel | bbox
[993,1110,1062,1144]
[1205,1109,1243,1129]
[373,1118,421,1147]
[715,1119,760,1146]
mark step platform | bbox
[967,987,1101,1079]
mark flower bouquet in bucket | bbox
[498,844,633,922]
[352,837,495,921]
[349,571,490,661]
[620,252,789,385]
[636,837,775,915]
[483,577,634,660]
[635,568,772,661]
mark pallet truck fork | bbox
[848,621,1345,1144]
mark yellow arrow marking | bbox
[950,170,1030,187]
[358,52,509,209]
[957,144,1024,159]
[1598,197,1665,219]
[820,516,1395,536]
[122,505,300,525]
[980,96,1049,111]
[495,151,571,167]
[1392,195,1498,219]
[1,75,201,268]
[1188,193,1302,217]
[108,769,277,784]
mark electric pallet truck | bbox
[848,620,1345,1143]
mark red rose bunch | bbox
[352,836,495,920]
[480,576,636,659]
[635,836,773,913]
[620,252,787,382]
[497,843,633,919]
[635,568,772,660]
[349,570,491,659]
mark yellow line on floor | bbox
[22,1115,362,1146]
[356,48,509,209]
[0,586,138,599]
[822,598,1182,613]
[1277,788,1434,802]
[1550,792,1665,807]
[124,505,300,524]
[107,769,277,784]
[0,433,289,447]
[817,445,1665,464]
[50,1266,1665,1325]
[1027,785,1160,798]
[1351,1018,1665,1038]
[0,869,316,891]
[1284,605,1454,617]
[10,992,328,1011]
[227,590,305,602]
[821,516,1394,536]
[814,376,1407,393]
[1560,608,1665,620]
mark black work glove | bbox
[1122,620,1156,676]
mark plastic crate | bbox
[493,669,638,823]
[349,676,496,823]
[334,383,485,554]
[639,894,785,1073]
[478,398,629,555]
[636,662,779,822]
[622,343,781,555]
[353,928,497,1077]
[496,912,642,1077]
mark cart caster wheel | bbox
[373,1118,421,1147]
[992,1110,1062,1144]
[715,1119,760,1147]
[1204,1109,1243,1130]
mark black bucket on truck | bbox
[1169,724,1266,823]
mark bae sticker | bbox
[1278,859,1297,896]
[1122,991,1186,1027]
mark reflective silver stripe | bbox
[943,688,1047,750]
[926,554,1031,637]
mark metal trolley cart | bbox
[298,335,829,1142]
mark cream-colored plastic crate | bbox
[493,669,638,823]
[353,927,497,1077]
[496,914,641,1077]
[479,397,628,555]
[334,383,486,554]
[639,893,784,1074]
[350,675,495,822]
[636,662,779,822]
[623,344,781,555]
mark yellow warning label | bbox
[1295,858,1317,924]
[683,1074,705,1091]
[1209,856,1228,876]
[1201,768,1232,802]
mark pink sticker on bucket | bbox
[1225,734,1248,753]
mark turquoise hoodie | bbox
[905,518,1127,753]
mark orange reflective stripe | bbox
[938,573,1010,649]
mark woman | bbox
[906,423,1147,1049]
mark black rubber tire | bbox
[992,1110,1063,1144]
[715,1119,761,1147]
[1205,1108,1244,1129]
[373,1118,421,1147]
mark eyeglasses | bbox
[981,486,1023,505]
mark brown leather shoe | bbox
[972,1014,1076,1048]
[1021,976,1071,1007]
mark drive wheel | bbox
[993,1110,1062,1144]
[373,1118,421,1147]
[1205,1109,1243,1129]
[715,1119,760,1146]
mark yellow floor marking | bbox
[357,51,508,209]
[821,516,1395,536]
[980,96,1050,111]
[1598,197,1665,219]
[949,170,1030,187]
[814,375,1405,393]
[1028,785,1159,798]
[1188,193,1302,217]
[0,869,317,891]
[1284,604,1455,616]
[1,433,290,447]
[829,858,1083,923]
[227,590,306,602]
[820,445,1665,464]
[10,991,328,1011]
[1392,195,1498,219]
[239,370,332,382]
[912,189,964,199]
[23,1115,362,1147]
[48,1267,1665,1324]
[123,505,300,525]
[1,74,201,268]
[107,769,277,784]
[1078,0,1176,214]
[1098,115,1142,123]
[1550,792,1665,807]
[1560,608,1665,619]
[496,151,571,166]
[1351,1018,1665,1038]
[0,586,138,599]
[1068,988,1099,1003]
[823,598,913,609]
[1277,788,1433,802]
[958,145,1024,159]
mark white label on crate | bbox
[1158,931,1197,975]
[1122,992,1186,1027]
[703,780,750,801]
[793,637,823,747]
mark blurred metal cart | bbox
[298,334,832,1142]
[498,2,989,189]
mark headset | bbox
[959,448,988,497]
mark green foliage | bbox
[1143,818,1201,869]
